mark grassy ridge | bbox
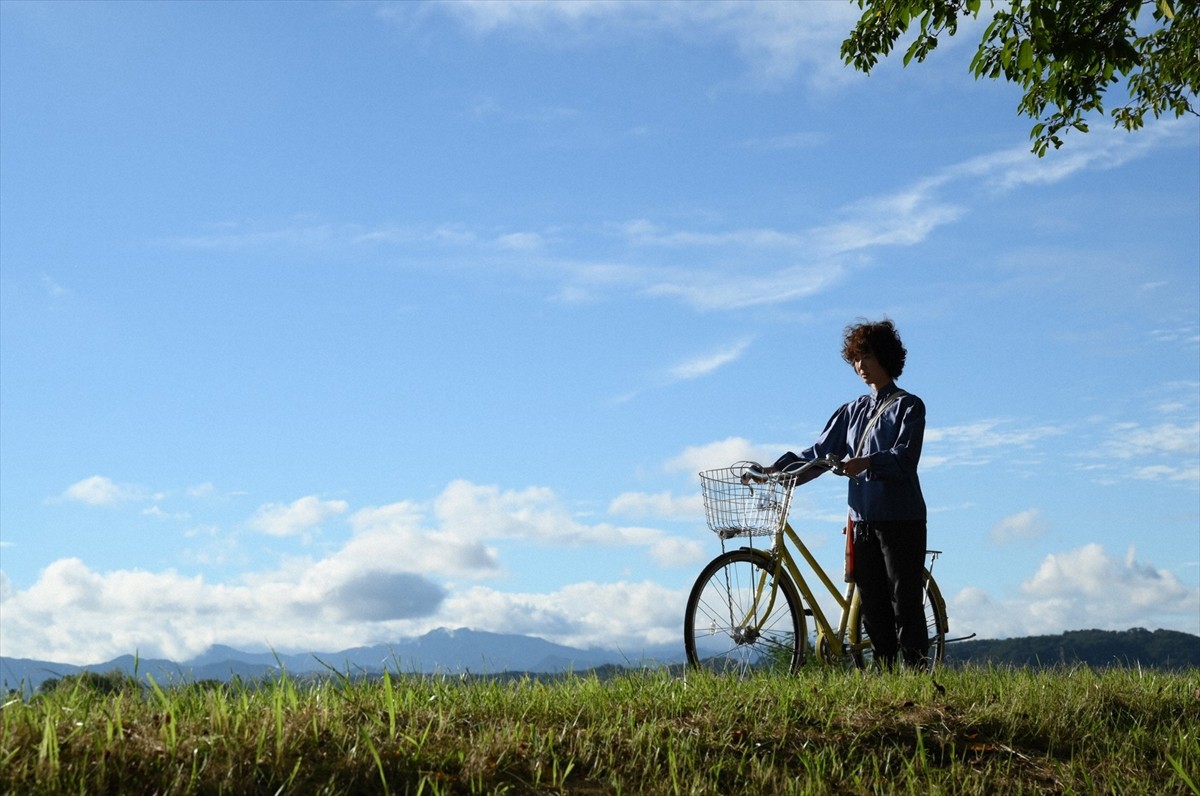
[3,666,1197,794]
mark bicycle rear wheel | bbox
[849,568,947,671]
[684,549,807,675]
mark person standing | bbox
[769,319,929,669]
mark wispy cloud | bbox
[400,1,860,88]
[614,339,754,403]
[1148,324,1200,347]
[153,116,1185,316]
[949,117,1194,192]
[621,220,805,249]
[739,131,829,151]
[40,274,69,298]
[159,222,342,251]
[1098,419,1200,483]
[923,420,1066,468]
[609,124,1187,309]
[1081,380,1200,485]
[641,262,846,310]
[668,339,751,381]
[809,183,965,255]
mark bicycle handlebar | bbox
[736,454,846,484]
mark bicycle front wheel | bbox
[684,549,808,675]
[849,568,948,671]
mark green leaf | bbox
[1017,39,1034,70]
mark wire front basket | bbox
[699,464,794,539]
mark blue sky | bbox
[1,1,1197,665]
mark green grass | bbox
[3,666,1197,794]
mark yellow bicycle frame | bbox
[737,520,869,664]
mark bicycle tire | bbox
[848,568,948,671]
[684,549,808,675]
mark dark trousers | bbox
[853,520,929,667]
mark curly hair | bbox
[841,319,907,379]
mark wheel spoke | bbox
[685,550,806,675]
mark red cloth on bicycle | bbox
[844,514,855,582]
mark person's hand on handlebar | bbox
[841,456,870,477]
[740,462,770,483]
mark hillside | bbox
[944,627,1199,669]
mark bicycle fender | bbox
[736,546,781,575]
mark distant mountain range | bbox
[3,627,1196,695]
[1,627,681,695]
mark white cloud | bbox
[948,543,1200,639]
[346,500,500,580]
[0,550,448,664]
[431,480,697,562]
[810,182,965,255]
[61,475,144,507]
[1108,420,1200,459]
[0,478,704,663]
[608,490,702,521]
[494,231,544,251]
[187,482,216,498]
[0,479,707,663]
[142,506,191,521]
[249,496,349,537]
[439,580,686,650]
[646,536,708,569]
[2,558,236,663]
[990,508,1049,545]
[0,555,443,664]
[664,437,780,474]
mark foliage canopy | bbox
[842,0,1200,154]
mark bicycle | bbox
[683,455,950,675]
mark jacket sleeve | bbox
[773,404,852,483]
